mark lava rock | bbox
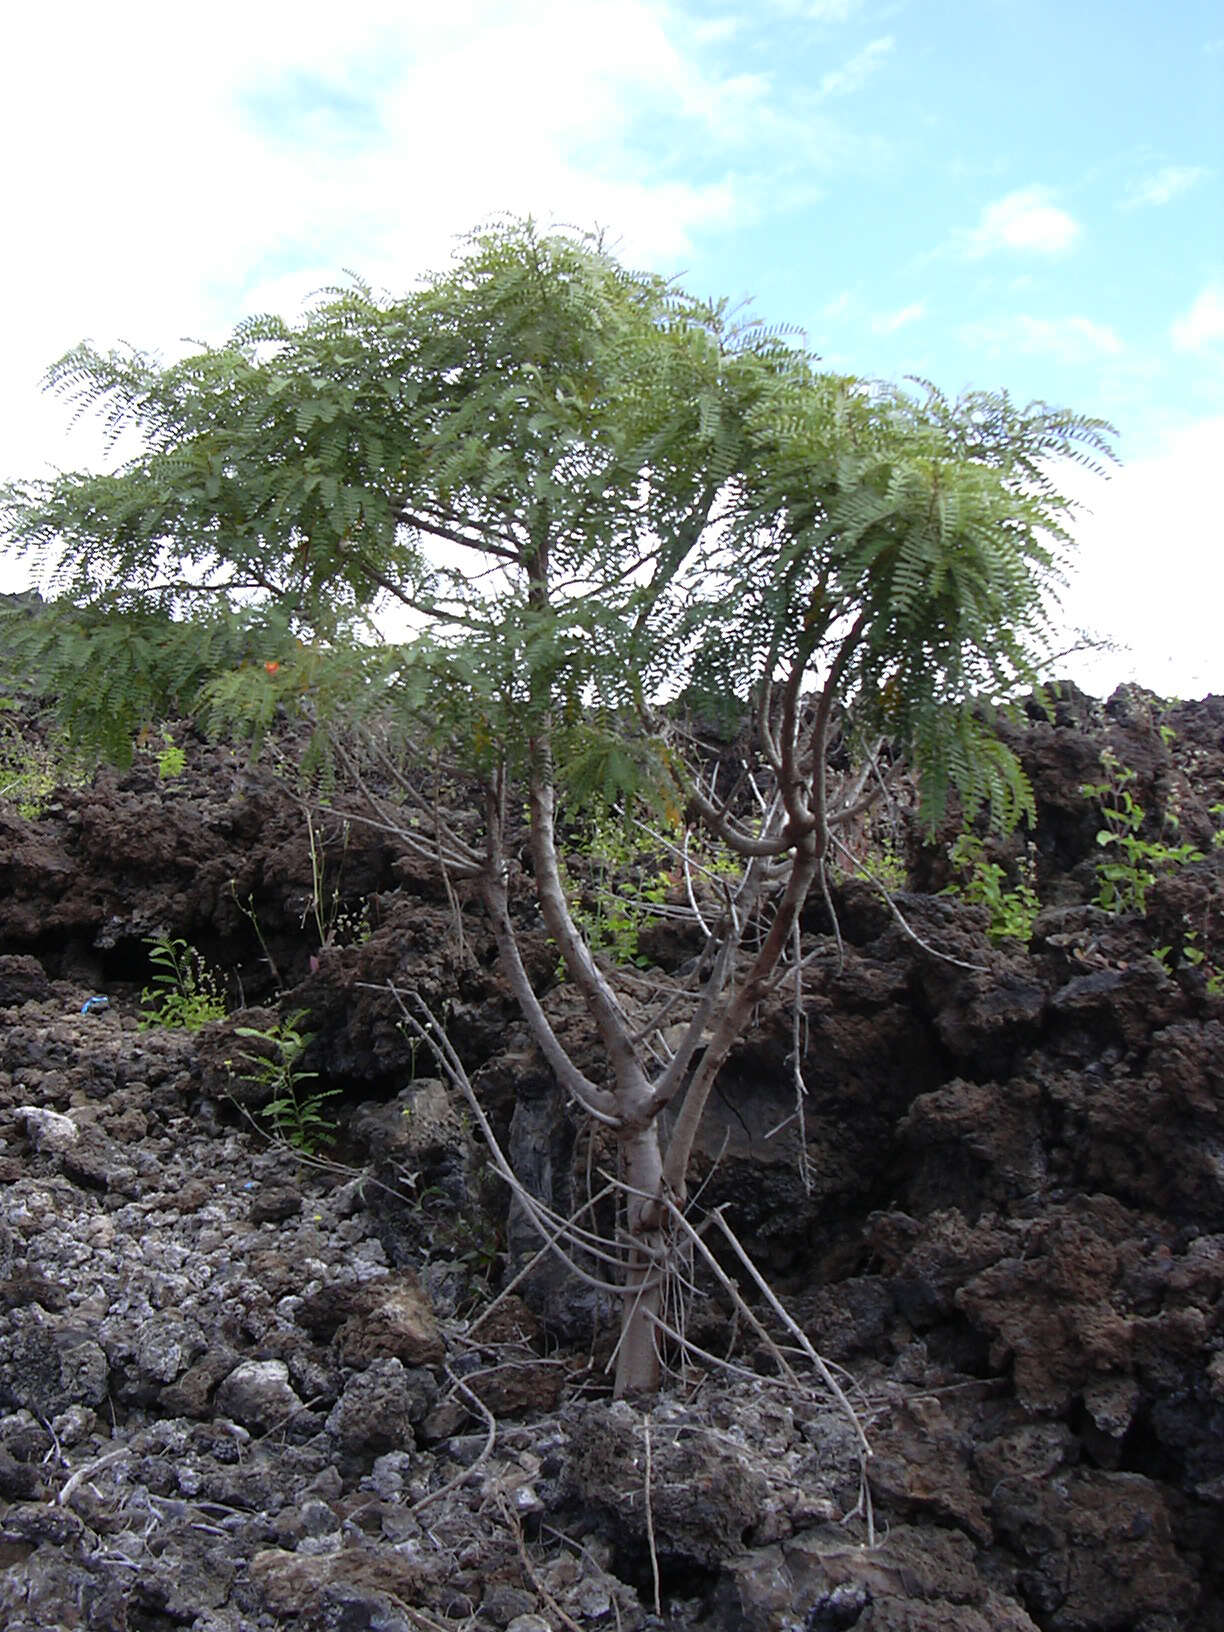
[215,1358,306,1433]
[325,1357,436,1460]
[0,955,52,1006]
[0,1308,109,1415]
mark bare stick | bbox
[497,1493,586,1632]
[657,1201,802,1391]
[412,1366,497,1516]
[649,1199,876,1542]
[790,920,811,1196]
[681,827,714,940]
[57,1447,130,1507]
[703,1205,871,1457]
[829,832,989,973]
[643,1418,662,1616]
[438,857,469,966]
[815,852,846,974]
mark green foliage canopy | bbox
[1,218,1114,823]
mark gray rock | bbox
[326,1357,434,1459]
[135,1313,202,1384]
[0,1500,85,1546]
[367,1449,415,1499]
[334,1271,444,1369]
[298,1497,341,1537]
[159,1345,240,1417]
[481,1583,537,1626]
[0,1450,42,1500]
[16,1106,78,1152]
[0,1307,109,1414]
[249,1183,302,1224]
[61,1131,139,1191]
[0,955,51,1007]
[297,1270,444,1368]
[564,1398,771,1568]
[215,1358,305,1433]
[247,1545,433,1626]
[49,1404,95,1446]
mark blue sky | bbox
[2,0,1221,694]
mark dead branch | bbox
[829,832,989,973]
[412,1365,497,1516]
[643,1418,662,1616]
[497,1494,586,1632]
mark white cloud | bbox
[1123,165,1209,209]
[963,186,1081,257]
[819,35,894,97]
[963,314,1123,363]
[872,301,925,334]
[1055,417,1224,699]
[1171,284,1224,352]
[0,0,779,492]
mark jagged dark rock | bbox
[0,684,1222,1628]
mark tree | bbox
[1,219,1114,1394]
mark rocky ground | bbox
[0,683,1222,1631]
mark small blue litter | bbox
[80,996,109,1014]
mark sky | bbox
[1,0,1221,698]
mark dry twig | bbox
[412,1366,497,1517]
[497,1493,585,1632]
[642,1417,662,1616]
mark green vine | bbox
[154,729,186,781]
[0,698,89,819]
[1081,750,1201,915]
[844,828,908,892]
[558,813,675,969]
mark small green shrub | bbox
[945,831,1040,944]
[0,700,88,819]
[155,730,186,781]
[845,830,908,892]
[558,812,678,969]
[232,1009,339,1154]
[1081,750,1201,914]
[139,937,227,1030]
[1154,920,1224,996]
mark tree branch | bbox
[657,837,820,1196]
[397,506,520,561]
[480,802,620,1123]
